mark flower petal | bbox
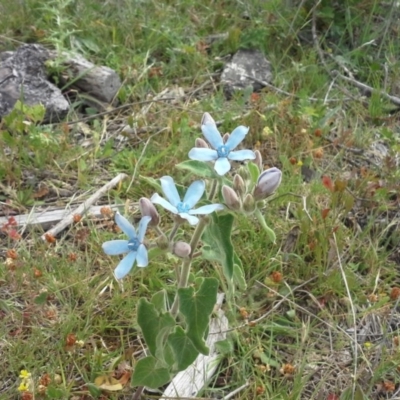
[115,212,137,239]
[102,240,129,255]
[183,180,205,208]
[160,176,181,206]
[225,126,249,151]
[201,124,223,149]
[151,193,178,214]
[214,157,231,176]
[228,149,256,161]
[114,251,137,279]
[137,216,151,241]
[179,213,199,225]
[188,147,218,161]
[190,203,224,215]
[136,244,148,267]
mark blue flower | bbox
[151,176,224,225]
[188,123,256,176]
[102,213,151,279]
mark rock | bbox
[0,44,70,122]
[0,43,122,123]
[48,50,122,103]
[221,49,273,98]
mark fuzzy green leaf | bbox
[131,356,170,388]
[175,160,218,179]
[137,298,175,357]
[201,213,234,280]
[151,290,168,313]
[178,277,218,354]
[248,161,260,184]
[167,326,199,371]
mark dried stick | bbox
[41,173,128,240]
[332,71,400,106]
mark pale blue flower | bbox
[189,123,256,176]
[102,213,151,279]
[151,176,224,225]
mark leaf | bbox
[321,208,330,219]
[247,161,260,184]
[201,213,234,280]
[34,291,48,305]
[215,339,233,354]
[233,262,247,291]
[178,277,218,355]
[94,375,123,391]
[322,175,334,192]
[175,160,218,179]
[137,298,175,357]
[131,356,170,388]
[167,326,199,371]
[139,175,162,192]
[151,290,168,313]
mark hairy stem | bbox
[208,178,219,201]
[170,217,209,317]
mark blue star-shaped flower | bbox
[188,123,256,176]
[102,213,151,279]
[151,176,224,225]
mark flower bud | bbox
[201,112,216,126]
[139,197,160,226]
[233,174,246,196]
[253,167,282,200]
[222,185,241,211]
[195,137,209,148]
[173,241,191,258]
[254,150,263,171]
[237,166,250,182]
[157,235,169,250]
[242,193,255,213]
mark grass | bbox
[1,0,400,398]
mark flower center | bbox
[217,145,229,158]
[128,237,140,251]
[177,202,190,213]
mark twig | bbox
[243,74,341,103]
[130,385,144,400]
[332,71,400,107]
[222,381,250,400]
[311,3,363,103]
[41,173,128,240]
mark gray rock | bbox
[221,49,273,98]
[0,44,70,122]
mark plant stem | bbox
[170,216,209,317]
[208,178,219,201]
[168,221,180,241]
[254,208,276,243]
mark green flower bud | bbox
[242,193,256,213]
[156,235,169,250]
[222,185,241,211]
[237,166,251,182]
